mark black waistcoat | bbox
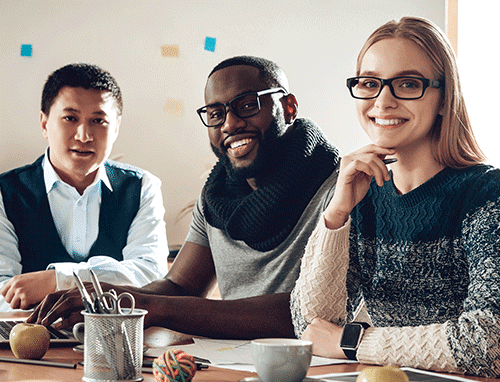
[0,155,142,273]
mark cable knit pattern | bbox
[358,325,457,373]
[290,164,500,378]
[292,217,351,331]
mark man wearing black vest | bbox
[0,63,168,311]
[29,56,340,339]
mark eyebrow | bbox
[62,107,107,116]
[359,70,426,78]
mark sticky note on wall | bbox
[161,45,179,57]
[204,37,216,52]
[21,44,32,57]
[165,99,183,117]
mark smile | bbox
[225,137,258,158]
[229,138,254,149]
[372,118,407,127]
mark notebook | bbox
[0,318,78,344]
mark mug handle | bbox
[72,322,85,343]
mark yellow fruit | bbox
[9,323,50,360]
[356,365,409,382]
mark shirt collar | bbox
[42,148,113,194]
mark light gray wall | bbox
[0,0,445,245]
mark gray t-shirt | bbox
[185,168,339,300]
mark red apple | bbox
[9,323,50,359]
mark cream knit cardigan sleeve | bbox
[291,216,461,374]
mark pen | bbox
[89,269,104,297]
[89,269,110,312]
[142,359,209,368]
[141,359,208,373]
[73,271,94,313]
[382,158,397,165]
[0,356,77,369]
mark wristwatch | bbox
[340,321,370,360]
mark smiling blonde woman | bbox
[291,17,500,378]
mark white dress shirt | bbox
[0,152,168,311]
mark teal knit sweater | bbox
[292,164,500,377]
[350,164,496,323]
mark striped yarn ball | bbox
[152,348,197,382]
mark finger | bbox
[2,284,14,303]
[19,296,32,311]
[54,311,84,330]
[10,288,32,311]
[29,291,65,324]
[26,304,41,323]
[41,294,84,327]
[9,295,21,310]
[349,144,395,158]
[346,157,388,187]
[370,159,391,187]
[0,282,9,297]
[344,158,377,181]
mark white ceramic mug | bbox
[72,322,85,343]
[251,338,313,382]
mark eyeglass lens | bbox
[351,77,426,99]
[201,94,260,126]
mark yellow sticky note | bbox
[161,45,179,57]
[165,99,183,116]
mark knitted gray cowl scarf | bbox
[202,118,339,252]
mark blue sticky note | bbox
[204,37,216,52]
[21,44,32,57]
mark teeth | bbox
[230,138,253,149]
[374,118,405,126]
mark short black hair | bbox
[41,63,123,116]
[208,56,288,90]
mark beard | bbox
[211,115,288,181]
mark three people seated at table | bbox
[0,63,169,312]
[9,15,500,379]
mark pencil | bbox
[0,356,77,369]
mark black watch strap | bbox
[342,348,357,360]
[340,321,370,361]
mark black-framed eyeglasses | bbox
[196,87,288,127]
[346,76,444,100]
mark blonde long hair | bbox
[356,17,485,168]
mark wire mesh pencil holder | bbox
[79,309,147,382]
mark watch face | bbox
[340,324,363,349]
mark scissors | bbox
[88,269,135,314]
[97,290,135,315]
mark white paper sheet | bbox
[145,338,356,372]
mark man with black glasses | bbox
[29,56,340,339]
